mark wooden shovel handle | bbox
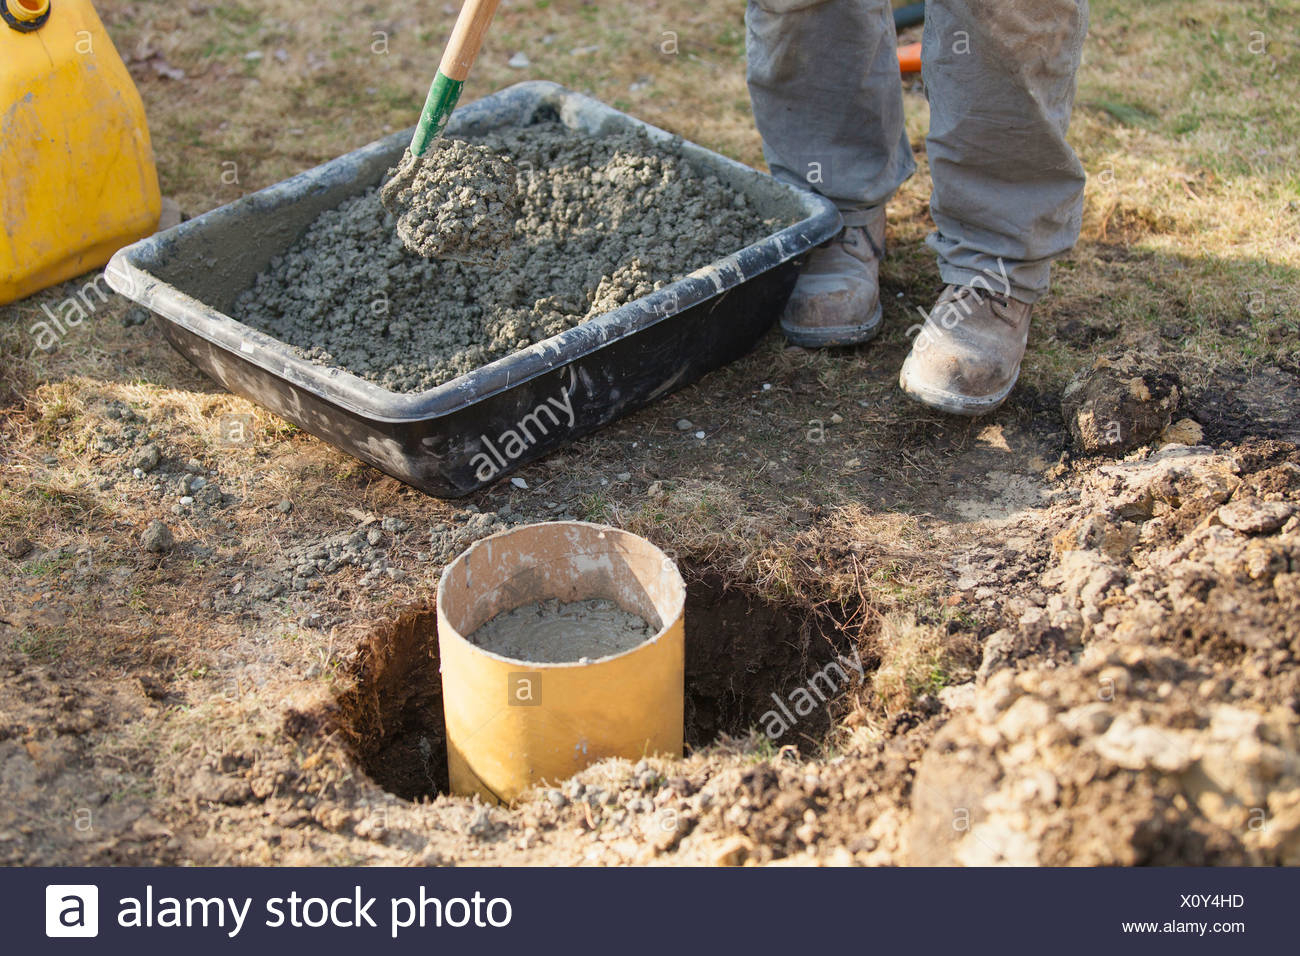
[439,0,503,82]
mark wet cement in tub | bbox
[233,122,783,393]
[468,598,656,663]
[379,139,519,262]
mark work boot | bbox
[779,209,886,348]
[898,284,1033,416]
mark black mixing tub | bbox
[106,81,841,497]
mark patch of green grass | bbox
[10,628,72,661]
[1090,97,1158,129]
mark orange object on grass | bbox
[898,42,922,74]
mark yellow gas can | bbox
[1,0,161,305]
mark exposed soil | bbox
[235,122,783,393]
[2,333,1298,867]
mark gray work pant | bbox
[747,0,1089,302]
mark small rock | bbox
[795,823,819,845]
[4,537,34,559]
[132,468,145,479]
[511,477,529,489]
[132,443,162,473]
[507,51,530,68]
[712,836,754,867]
[190,476,207,492]
[140,520,174,554]
[187,768,251,805]
[1094,714,1191,773]
[616,472,631,482]
[829,412,844,425]
[178,496,194,506]
[675,419,694,431]
[276,499,293,514]
[1218,499,1295,535]
[467,807,495,838]
[1160,418,1203,446]
[694,431,706,440]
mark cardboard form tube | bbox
[437,521,685,804]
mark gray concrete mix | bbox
[379,139,519,262]
[468,597,655,663]
[233,122,779,393]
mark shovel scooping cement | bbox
[380,0,519,263]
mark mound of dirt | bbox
[907,439,1300,865]
[234,122,781,393]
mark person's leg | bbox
[922,0,1089,301]
[900,0,1089,414]
[747,0,914,346]
[747,0,914,223]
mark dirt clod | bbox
[3,536,33,559]
[132,443,162,473]
[1061,353,1182,455]
[140,520,175,554]
[1218,498,1295,534]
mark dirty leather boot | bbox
[779,208,886,348]
[898,284,1033,416]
